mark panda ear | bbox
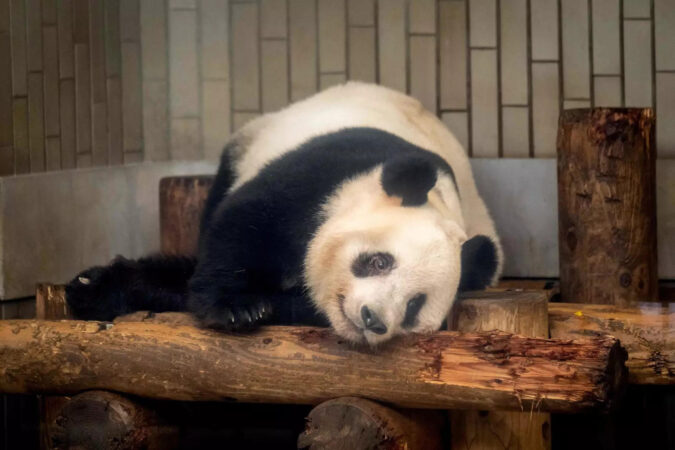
[458,235,498,292]
[381,155,438,206]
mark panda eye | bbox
[370,255,388,271]
[351,252,395,277]
[402,293,427,328]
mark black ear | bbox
[458,235,498,292]
[381,155,438,206]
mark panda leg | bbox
[188,293,274,331]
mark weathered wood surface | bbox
[450,290,552,450]
[549,302,675,385]
[159,176,213,256]
[0,318,626,413]
[298,397,443,450]
[557,108,658,306]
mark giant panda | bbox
[66,82,503,346]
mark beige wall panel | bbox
[232,2,260,110]
[91,102,109,166]
[45,137,61,171]
[28,73,45,172]
[409,35,436,112]
[439,0,467,109]
[261,0,287,38]
[655,0,675,71]
[25,0,42,72]
[200,0,229,79]
[0,0,12,175]
[320,72,346,90]
[318,0,346,73]
[561,0,590,99]
[262,40,289,111]
[74,43,92,156]
[470,49,499,157]
[59,79,76,169]
[43,26,61,138]
[623,0,650,18]
[142,79,169,161]
[592,0,620,75]
[105,0,121,77]
[141,0,168,80]
[90,0,107,103]
[289,0,318,101]
[593,76,622,107]
[10,0,27,96]
[624,19,653,107]
[409,0,436,34]
[348,27,376,83]
[563,99,591,109]
[57,0,74,79]
[202,80,231,161]
[500,0,527,105]
[656,73,675,158]
[121,42,143,153]
[348,0,374,26]
[169,9,199,116]
[233,112,260,132]
[119,0,140,42]
[107,77,124,165]
[531,62,559,157]
[13,98,30,173]
[441,112,469,151]
[170,117,201,160]
[378,0,406,92]
[170,0,196,9]
[470,0,496,47]
[530,0,558,60]
[501,106,529,157]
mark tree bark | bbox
[297,397,443,450]
[450,290,552,450]
[159,176,213,256]
[0,318,625,413]
[557,108,657,306]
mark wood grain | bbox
[557,108,657,306]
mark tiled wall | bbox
[1,0,674,176]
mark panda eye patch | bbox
[351,252,395,277]
[402,293,426,328]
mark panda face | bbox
[305,168,467,346]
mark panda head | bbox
[306,155,487,346]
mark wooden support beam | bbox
[0,317,625,413]
[557,108,657,306]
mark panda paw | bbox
[193,297,274,331]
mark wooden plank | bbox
[231,2,260,110]
[0,0,13,175]
[25,0,42,71]
[28,73,45,172]
[107,77,124,164]
[141,0,167,79]
[45,136,61,171]
[121,42,142,153]
[10,0,27,96]
[348,26,375,83]
[59,78,76,169]
[42,26,60,137]
[439,0,466,109]
[377,0,406,92]
[104,0,121,77]
[57,0,74,79]
[318,0,346,73]
[142,79,169,161]
[74,43,91,156]
[261,40,288,112]
[409,35,436,113]
[289,0,317,101]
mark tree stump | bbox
[297,397,443,450]
[557,108,657,306]
[449,290,552,450]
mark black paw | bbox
[193,298,273,331]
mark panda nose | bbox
[361,306,387,335]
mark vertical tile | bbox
[72,0,90,43]
[348,27,376,83]
[59,79,76,169]
[90,0,108,166]
[200,0,228,79]
[348,0,374,26]
[57,0,74,79]
[531,62,559,157]
[123,151,143,164]
[91,103,108,166]
[409,0,435,34]
[107,77,124,164]
[13,98,30,173]
[655,0,675,71]
[28,73,45,172]
[289,0,318,101]
[76,152,92,167]
[563,99,591,109]
[500,0,528,105]
[170,118,201,160]
[318,0,346,73]
[378,0,406,92]
[0,0,12,175]
[442,112,469,151]
[624,20,652,107]
[320,72,346,90]
[25,0,42,72]
[561,0,590,99]
[593,76,621,106]
[470,0,496,47]
[202,80,231,160]
[502,106,529,157]
[45,136,61,171]
[623,0,650,18]
[530,0,558,60]
[120,0,140,42]
[592,0,620,74]
[470,49,499,157]
[121,42,143,152]
[141,0,167,79]
[409,35,436,112]
[656,73,675,158]
[233,112,260,131]
[439,0,466,109]
[104,0,121,77]
[169,0,195,8]
[261,0,287,38]
[10,0,27,96]
[232,2,260,109]
[169,9,199,116]
[262,40,289,111]
[41,0,56,24]
[42,26,60,138]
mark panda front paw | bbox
[192,297,273,331]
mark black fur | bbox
[381,155,438,206]
[458,235,498,292]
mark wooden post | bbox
[159,176,214,256]
[297,397,443,449]
[449,290,552,450]
[557,108,657,306]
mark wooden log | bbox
[297,397,443,450]
[450,290,552,450]
[159,176,213,256]
[557,108,657,306]
[549,302,675,385]
[0,318,625,413]
[45,390,178,450]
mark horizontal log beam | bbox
[0,318,625,413]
